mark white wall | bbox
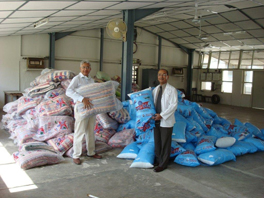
[0,36,21,108]
[0,28,190,109]
[194,68,253,107]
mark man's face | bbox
[158,69,168,85]
[80,62,91,77]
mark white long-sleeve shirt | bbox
[152,83,178,127]
[66,72,94,103]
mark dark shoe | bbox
[153,166,165,173]
[73,158,81,165]
[153,162,159,167]
[88,154,102,159]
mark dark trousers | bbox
[154,124,173,169]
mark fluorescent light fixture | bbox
[34,18,49,28]
[223,31,246,36]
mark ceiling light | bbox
[34,18,49,28]
[223,31,246,36]
[207,10,218,14]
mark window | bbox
[229,51,240,69]
[252,50,264,69]
[240,51,253,69]
[201,81,212,91]
[202,53,209,69]
[132,64,138,84]
[221,70,233,93]
[209,52,219,69]
[243,71,253,95]
[218,52,229,69]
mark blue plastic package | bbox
[128,89,156,133]
[243,137,264,151]
[205,107,217,118]
[174,150,200,167]
[174,111,196,131]
[227,141,258,156]
[117,120,135,132]
[198,149,236,166]
[130,142,155,168]
[189,109,208,132]
[194,135,216,155]
[227,125,252,141]
[181,142,196,151]
[172,121,186,143]
[177,104,193,118]
[234,118,244,126]
[245,122,264,140]
[185,131,198,143]
[191,102,212,120]
[136,128,154,145]
[170,140,186,158]
[207,127,230,139]
[117,141,139,159]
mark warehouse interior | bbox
[0,0,264,198]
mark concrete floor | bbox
[0,103,264,198]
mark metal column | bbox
[158,36,162,70]
[100,28,104,71]
[121,10,134,101]
[187,49,195,98]
[49,33,55,69]
[121,8,162,101]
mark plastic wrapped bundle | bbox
[34,116,74,141]
[108,108,130,124]
[36,95,72,116]
[15,126,38,146]
[60,79,72,90]
[65,140,112,158]
[96,113,118,130]
[95,128,116,143]
[13,149,64,170]
[75,81,122,119]
[108,129,135,148]
[3,100,18,114]
[19,142,56,153]
[17,95,43,116]
[96,71,111,81]
[47,133,74,155]
[44,87,65,100]
[22,109,39,131]
[27,82,60,97]
[30,70,76,86]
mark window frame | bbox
[242,70,253,95]
[221,70,233,93]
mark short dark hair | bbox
[159,69,168,75]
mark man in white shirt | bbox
[152,69,178,172]
[66,60,102,165]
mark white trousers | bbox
[73,105,96,159]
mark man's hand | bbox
[82,97,93,109]
[153,113,162,121]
